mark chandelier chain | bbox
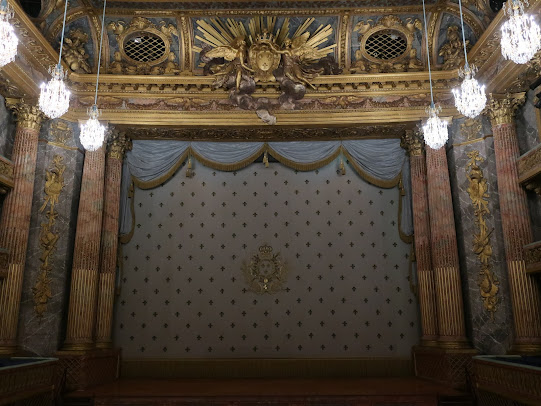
[57,0,69,67]
[421,0,434,107]
[457,0,470,69]
[94,0,107,106]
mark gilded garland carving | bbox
[33,155,65,319]
[352,15,423,74]
[195,16,340,121]
[460,117,483,140]
[400,128,424,156]
[438,26,470,70]
[107,130,132,160]
[486,93,526,126]
[242,244,288,294]
[466,150,499,319]
[62,29,92,74]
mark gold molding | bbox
[486,93,526,127]
[6,100,45,131]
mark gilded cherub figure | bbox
[439,26,471,70]
[62,29,92,74]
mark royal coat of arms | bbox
[242,244,288,294]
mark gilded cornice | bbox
[6,99,45,131]
[107,131,132,160]
[486,93,526,127]
[401,129,424,156]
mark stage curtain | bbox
[119,140,413,244]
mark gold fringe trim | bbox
[132,150,190,190]
[267,144,341,171]
[342,147,401,189]
[191,145,266,172]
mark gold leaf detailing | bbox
[33,155,65,318]
[466,150,499,319]
[460,118,482,141]
[242,244,288,294]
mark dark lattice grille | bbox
[124,34,166,63]
[365,32,407,60]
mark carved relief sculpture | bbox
[460,117,483,140]
[352,15,423,74]
[33,155,65,318]
[466,150,499,319]
[49,120,73,146]
[439,26,471,70]
[242,244,288,294]
[62,29,92,74]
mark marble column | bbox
[487,93,541,353]
[425,144,469,348]
[63,145,106,351]
[401,130,438,346]
[95,132,131,348]
[0,101,44,354]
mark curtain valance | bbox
[119,139,413,244]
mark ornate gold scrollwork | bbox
[50,120,73,146]
[62,29,91,74]
[486,93,526,126]
[401,128,424,156]
[439,26,471,70]
[460,117,483,141]
[242,244,288,294]
[33,155,65,318]
[466,150,499,319]
[352,15,423,73]
[108,130,132,160]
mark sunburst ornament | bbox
[423,104,449,150]
[501,0,541,64]
[452,65,486,118]
[0,0,18,67]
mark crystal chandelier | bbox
[501,0,541,64]
[39,0,70,119]
[79,0,107,151]
[423,104,449,150]
[421,0,449,149]
[452,65,486,118]
[0,0,18,67]
[452,0,486,118]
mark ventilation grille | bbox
[365,31,407,60]
[124,34,166,63]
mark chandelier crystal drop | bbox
[452,65,486,118]
[501,0,541,64]
[39,65,71,119]
[422,104,449,150]
[80,105,106,151]
[0,1,17,67]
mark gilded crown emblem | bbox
[242,243,288,294]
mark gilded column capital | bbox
[5,99,45,132]
[107,131,132,160]
[486,93,526,127]
[401,129,424,156]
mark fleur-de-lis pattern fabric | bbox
[114,158,419,358]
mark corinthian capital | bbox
[401,128,424,156]
[5,98,45,132]
[107,130,132,160]
[486,93,526,127]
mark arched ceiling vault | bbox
[1,0,540,134]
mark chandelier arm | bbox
[421,0,435,106]
[57,0,69,67]
[94,0,107,106]
[457,0,470,69]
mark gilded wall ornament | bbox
[466,150,499,319]
[50,120,73,145]
[460,118,483,141]
[486,93,526,126]
[62,29,91,74]
[352,15,423,74]
[242,244,288,294]
[439,26,471,70]
[33,155,65,318]
[401,128,424,156]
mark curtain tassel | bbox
[186,156,194,178]
[339,157,346,175]
[263,151,269,168]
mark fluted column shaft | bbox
[64,147,106,351]
[0,103,43,354]
[402,132,438,345]
[95,134,130,348]
[426,146,468,348]
[487,94,541,352]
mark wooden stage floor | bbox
[67,377,469,405]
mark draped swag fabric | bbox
[119,139,413,244]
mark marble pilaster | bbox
[0,101,44,354]
[63,144,106,351]
[486,94,541,353]
[95,132,131,348]
[425,145,469,348]
[17,120,84,355]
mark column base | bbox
[61,342,95,352]
[95,340,113,349]
[419,339,439,347]
[509,342,541,355]
[55,348,120,391]
[413,345,478,389]
[0,344,17,355]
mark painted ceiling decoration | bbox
[1,0,540,129]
